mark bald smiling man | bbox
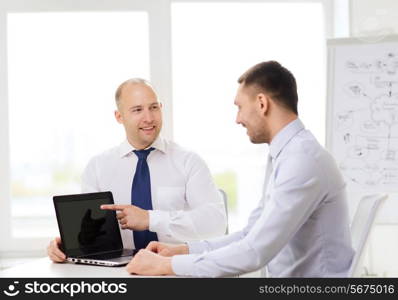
[47,78,227,262]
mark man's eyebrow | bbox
[129,105,142,110]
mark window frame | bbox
[0,0,173,253]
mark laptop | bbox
[53,191,137,267]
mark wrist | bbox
[143,210,150,230]
[179,244,189,255]
[160,257,175,275]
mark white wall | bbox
[349,0,398,277]
[351,0,398,36]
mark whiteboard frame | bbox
[326,35,398,224]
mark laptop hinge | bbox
[77,248,124,258]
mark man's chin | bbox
[139,132,159,145]
[249,135,267,144]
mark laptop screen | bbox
[53,192,123,257]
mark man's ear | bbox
[115,110,123,124]
[257,93,269,116]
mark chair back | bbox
[349,194,387,277]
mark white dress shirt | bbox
[172,119,354,277]
[81,137,227,249]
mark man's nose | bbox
[235,113,241,125]
[142,109,154,123]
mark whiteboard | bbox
[327,36,398,223]
[327,36,398,192]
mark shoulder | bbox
[163,139,208,169]
[164,140,201,160]
[85,143,122,168]
[278,130,337,179]
[287,130,329,161]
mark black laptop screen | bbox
[54,192,123,257]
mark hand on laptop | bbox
[126,249,174,276]
[146,241,189,257]
[101,204,149,231]
[47,236,66,263]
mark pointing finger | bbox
[100,204,129,211]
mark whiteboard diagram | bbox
[327,37,398,192]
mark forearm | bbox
[187,198,266,254]
[172,239,262,277]
[149,204,227,242]
[187,230,246,254]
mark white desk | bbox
[0,257,139,278]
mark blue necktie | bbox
[131,147,158,250]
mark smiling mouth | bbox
[140,126,156,133]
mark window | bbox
[172,2,326,231]
[7,11,149,237]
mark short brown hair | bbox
[238,61,298,115]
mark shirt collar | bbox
[269,118,305,160]
[119,136,166,158]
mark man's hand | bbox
[101,204,149,231]
[146,241,189,257]
[47,237,66,263]
[126,249,175,276]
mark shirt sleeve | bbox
[148,152,227,242]
[81,157,100,193]
[171,154,325,277]
[187,196,267,254]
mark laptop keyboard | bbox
[81,249,136,260]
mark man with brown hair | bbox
[125,61,354,277]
